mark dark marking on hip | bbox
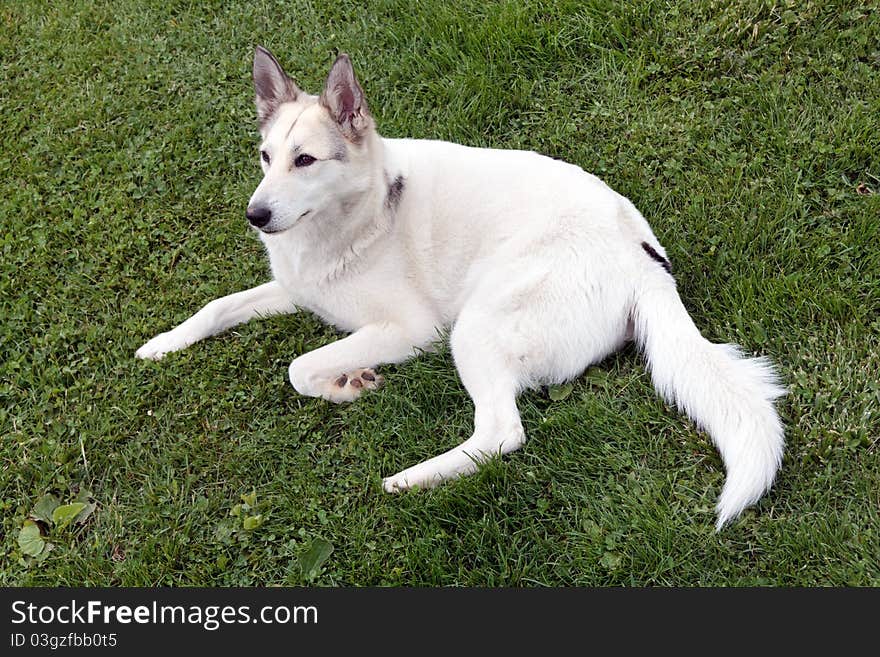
[641,242,672,275]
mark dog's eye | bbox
[260,150,271,165]
[294,154,316,168]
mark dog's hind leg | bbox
[381,244,632,492]
[136,280,295,360]
[383,305,526,492]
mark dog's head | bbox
[246,46,377,235]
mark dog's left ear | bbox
[320,54,371,143]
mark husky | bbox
[137,46,785,529]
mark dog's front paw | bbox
[382,472,411,493]
[135,330,193,360]
[324,368,384,403]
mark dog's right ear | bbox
[253,46,300,128]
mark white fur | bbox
[137,50,786,528]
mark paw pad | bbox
[326,368,383,402]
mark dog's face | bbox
[247,47,375,235]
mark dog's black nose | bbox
[246,206,272,228]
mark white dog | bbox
[137,47,785,528]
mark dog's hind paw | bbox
[382,465,433,493]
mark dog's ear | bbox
[320,53,371,143]
[253,46,300,128]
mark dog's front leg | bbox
[136,281,295,360]
[288,322,426,403]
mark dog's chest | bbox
[294,284,370,333]
[262,230,435,334]
[269,259,397,333]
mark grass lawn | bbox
[2,0,878,586]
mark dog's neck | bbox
[260,133,402,285]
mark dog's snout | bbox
[246,206,272,228]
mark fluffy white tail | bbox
[633,278,786,529]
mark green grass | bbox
[2,0,879,586]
